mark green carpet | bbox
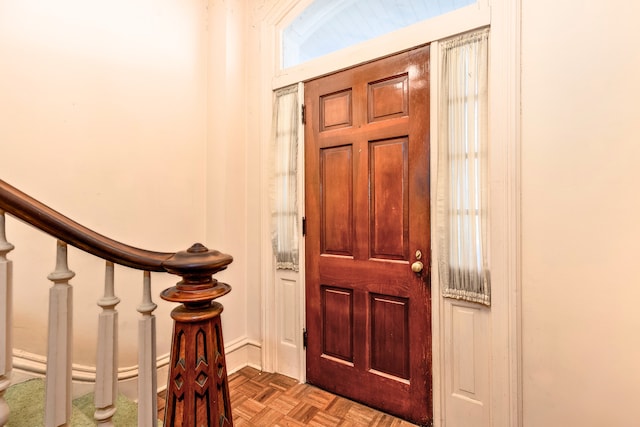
[5,378,161,426]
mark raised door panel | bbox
[368,74,409,122]
[444,300,490,427]
[320,89,353,131]
[370,294,410,380]
[321,286,354,364]
[369,137,409,261]
[306,45,431,425]
[320,145,354,257]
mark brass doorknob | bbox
[411,261,424,273]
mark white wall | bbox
[0,0,263,389]
[8,0,640,424]
[205,0,263,368]
[521,0,640,425]
[0,0,209,371]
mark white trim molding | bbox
[254,1,521,426]
[225,336,263,374]
[10,337,262,401]
[12,349,170,384]
[487,0,522,425]
[11,349,170,400]
[273,2,491,89]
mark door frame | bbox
[256,1,521,425]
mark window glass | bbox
[283,0,475,68]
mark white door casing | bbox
[255,1,521,425]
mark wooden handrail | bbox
[0,178,173,271]
[0,178,235,425]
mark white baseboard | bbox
[224,336,263,374]
[11,349,171,400]
[10,338,262,400]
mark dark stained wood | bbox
[0,179,235,426]
[368,75,409,122]
[320,146,354,256]
[0,180,234,276]
[369,137,409,260]
[0,178,172,271]
[321,287,354,362]
[161,244,234,427]
[370,294,409,379]
[305,45,432,425]
[320,90,352,131]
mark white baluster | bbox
[0,211,14,426]
[137,271,157,427]
[45,240,74,427]
[94,262,120,426]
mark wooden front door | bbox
[304,45,431,425]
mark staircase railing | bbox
[0,179,234,426]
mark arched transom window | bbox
[282,0,476,68]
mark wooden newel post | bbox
[160,243,234,427]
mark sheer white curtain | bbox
[271,85,300,271]
[437,29,490,305]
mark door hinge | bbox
[303,329,308,349]
[301,104,306,125]
[302,216,307,236]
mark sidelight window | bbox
[436,29,490,305]
[271,85,300,271]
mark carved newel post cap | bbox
[160,243,232,304]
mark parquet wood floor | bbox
[157,366,419,426]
